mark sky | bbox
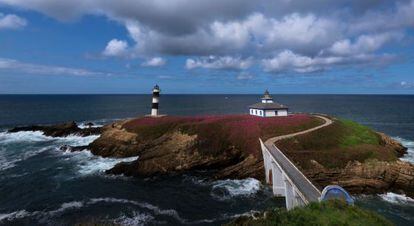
[0,0,413,94]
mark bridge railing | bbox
[262,140,321,203]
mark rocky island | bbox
[8,113,413,198]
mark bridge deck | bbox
[264,115,333,203]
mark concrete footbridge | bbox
[260,115,336,209]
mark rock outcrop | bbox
[306,159,414,197]
[8,121,101,137]
[377,132,407,157]
[89,121,256,177]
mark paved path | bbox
[266,115,333,144]
[263,115,333,202]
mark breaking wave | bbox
[379,192,414,205]
[63,150,138,176]
[393,137,414,163]
[0,196,255,225]
[0,131,54,144]
[112,211,154,225]
[0,198,181,224]
[0,130,100,172]
[211,178,261,200]
[0,131,99,146]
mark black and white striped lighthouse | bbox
[151,84,160,117]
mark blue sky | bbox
[0,0,413,94]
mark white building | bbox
[249,90,288,117]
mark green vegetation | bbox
[276,118,397,169]
[226,200,393,226]
[340,119,380,147]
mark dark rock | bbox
[8,121,101,137]
[85,122,95,128]
[60,145,89,152]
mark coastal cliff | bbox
[92,114,412,197]
[91,114,323,179]
[8,114,413,197]
[276,118,414,197]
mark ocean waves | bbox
[0,130,100,173]
[211,178,261,200]
[379,192,414,205]
[394,137,414,163]
[0,196,261,225]
[64,150,138,176]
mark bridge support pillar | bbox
[284,178,295,210]
[271,162,285,196]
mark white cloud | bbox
[0,13,27,29]
[186,56,252,70]
[1,0,413,74]
[141,57,166,67]
[400,81,414,88]
[329,32,403,56]
[262,50,393,74]
[0,58,105,76]
[102,39,129,57]
[237,72,253,80]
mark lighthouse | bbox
[151,84,160,117]
[248,90,288,117]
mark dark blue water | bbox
[0,95,413,225]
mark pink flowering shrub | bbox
[123,114,323,157]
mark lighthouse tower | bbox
[151,84,160,117]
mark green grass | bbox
[226,200,393,226]
[275,118,398,170]
[340,119,380,147]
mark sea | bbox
[0,94,413,226]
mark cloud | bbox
[262,50,394,74]
[400,81,414,88]
[237,72,253,80]
[328,32,403,56]
[0,13,27,29]
[1,0,414,74]
[102,39,129,57]
[0,58,106,76]
[186,56,252,70]
[141,57,166,67]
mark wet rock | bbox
[8,121,101,137]
[60,145,89,152]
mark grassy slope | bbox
[122,114,324,157]
[226,200,393,226]
[276,118,398,169]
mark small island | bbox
[9,112,413,197]
[6,89,413,225]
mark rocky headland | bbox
[7,114,414,197]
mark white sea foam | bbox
[0,197,250,225]
[54,134,100,146]
[0,146,52,171]
[0,130,99,146]
[379,192,414,205]
[393,137,414,163]
[0,131,53,144]
[65,150,138,176]
[88,197,182,221]
[211,178,261,200]
[0,130,99,172]
[78,123,103,129]
[113,211,154,226]
[0,210,34,222]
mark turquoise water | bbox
[0,94,413,225]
